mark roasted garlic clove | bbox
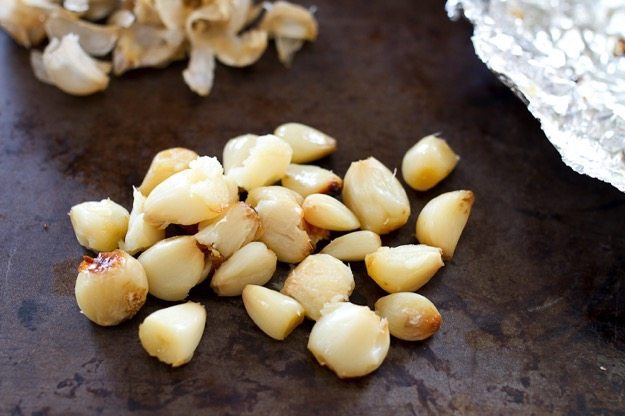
[402,134,459,191]
[375,292,442,341]
[242,285,304,340]
[281,164,342,197]
[320,230,381,262]
[120,187,165,255]
[302,193,360,231]
[139,147,199,196]
[69,198,130,252]
[274,123,336,164]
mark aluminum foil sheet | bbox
[447,0,625,192]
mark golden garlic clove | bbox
[120,187,165,255]
[375,292,442,341]
[75,250,148,326]
[281,163,342,197]
[320,230,381,262]
[223,134,258,174]
[143,156,231,227]
[246,185,304,206]
[365,245,444,293]
[415,190,474,259]
[307,302,390,379]
[138,236,206,301]
[242,284,305,340]
[69,198,130,252]
[401,134,459,191]
[273,122,336,163]
[138,147,199,196]
[210,242,277,296]
[281,254,354,320]
[302,193,360,231]
[342,157,410,234]
[139,301,206,367]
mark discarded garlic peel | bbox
[246,185,304,206]
[275,36,303,66]
[154,0,195,31]
[211,242,277,296]
[30,50,52,85]
[281,164,342,197]
[120,187,165,255]
[415,190,475,260]
[138,236,205,301]
[107,9,135,28]
[81,0,118,21]
[251,196,312,263]
[139,302,206,367]
[281,254,354,320]
[242,285,304,340]
[195,202,261,260]
[402,135,460,191]
[139,147,199,196]
[42,34,109,96]
[260,1,318,41]
[0,0,50,48]
[226,134,293,191]
[69,198,129,252]
[308,302,390,379]
[365,245,444,293]
[212,30,268,67]
[183,42,216,96]
[274,123,337,164]
[321,230,382,261]
[75,250,148,326]
[143,156,231,227]
[342,157,410,235]
[133,0,163,26]
[45,10,119,56]
[375,293,442,341]
[302,193,360,231]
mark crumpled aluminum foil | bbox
[447,0,625,192]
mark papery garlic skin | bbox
[365,245,444,293]
[281,254,354,320]
[138,236,206,301]
[75,250,148,326]
[42,33,110,96]
[342,157,410,235]
[120,187,165,255]
[274,123,336,163]
[139,301,206,367]
[308,302,390,379]
[45,9,119,56]
[242,285,304,340]
[70,198,130,252]
[143,156,231,227]
[375,293,442,341]
[281,164,342,197]
[415,190,474,260]
[139,147,199,196]
[320,230,381,262]
[401,135,459,191]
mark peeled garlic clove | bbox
[75,250,148,326]
[342,157,410,234]
[375,293,442,341]
[143,156,231,227]
[139,301,206,367]
[308,302,390,379]
[281,254,354,320]
[281,164,342,197]
[0,0,51,48]
[274,123,336,164]
[69,198,129,252]
[260,1,318,41]
[321,230,381,262]
[42,33,109,96]
[120,187,165,255]
[247,189,312,263]
[139,147,199,196]
[210,242,277,296]
[226,134,293,191]
[402,134,460,191]
[45,9,119,56]
[138,236,206,301]
[365,245,443,293]
[195,202,261,260]
[212,30,268,67]
[416,190,474,260]
[242,285,304,340]
[223,134,258,174]
[302,193,359,231]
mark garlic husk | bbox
[212,29,268,67]
[275,36,303,67]
[139,301,206,367]
[320,230,382,262]
[45,9,119,56]
[365,244,444,293]
[375,292,442,341]
[273,123,336,164]
[139,147,199,197]
[242,285,304,340]
[69,198,130,252]
[281,163,342,197]
[415,190,474,260]
[308,302,390,379]
[75,250,148,326]
[342,157,410,234]
[120,187,165,255]
[260,1,318,40]
[42,33,110,96]
[0,0,53,48]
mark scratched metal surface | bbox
[0,1,624,414]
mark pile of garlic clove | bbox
[1,0,318,96]
[68,122,475,377]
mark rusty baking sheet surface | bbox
[0,1,624,414]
